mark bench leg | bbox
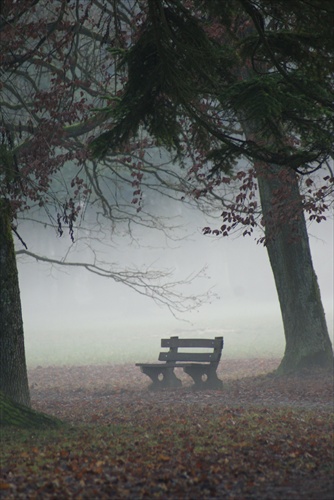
[183,366,223,390]
[140,366,182,390]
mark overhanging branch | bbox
[16,249,214,316]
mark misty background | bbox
[16,189,333,368]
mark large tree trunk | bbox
[255,163,333,373]
[236,22,333,374]
[0,200,31,406]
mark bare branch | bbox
[16,248,214,316]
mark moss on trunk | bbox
[0,390,62,429]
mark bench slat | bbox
[161,337,223,349]
[159,352,219,362]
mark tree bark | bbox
[0,390,61,428]
[255,163,333,373]
[0,200,31,406]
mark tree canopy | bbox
[1,0,214,313]
[92,0,334,177]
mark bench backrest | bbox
[158,336,224,365]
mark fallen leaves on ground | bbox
[1,358,333,499]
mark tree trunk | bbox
[0,200,31,406]
[255,163,333,373]
[0,390,61,428]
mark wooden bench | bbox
[136,336,223,390]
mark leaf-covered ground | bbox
[1,359,333,499]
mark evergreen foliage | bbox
[91,1,226,157]
[91,0,334,175]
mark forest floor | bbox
[1,359,333,499]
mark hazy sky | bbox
[17,204,333,366]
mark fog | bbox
[17,203,333,367]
